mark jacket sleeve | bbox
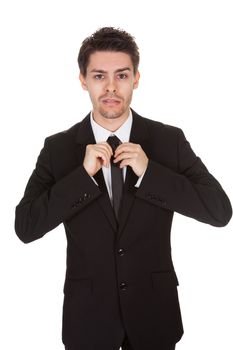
[135,128,232,227]
[14,137,102,244]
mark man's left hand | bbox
[113,142,149,177]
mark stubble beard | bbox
[98,105,126,119]
[98,95,132,120]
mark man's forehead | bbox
[87,51,133,72]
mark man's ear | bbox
[79,73,88,91]
[133,70,140,89]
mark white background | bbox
[0,0,232,349]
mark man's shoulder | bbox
[135,109,182,137]
[44,114,88,146]
[47,122,80,141]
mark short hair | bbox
[77,26,140,77]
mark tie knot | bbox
[106,135,122,152]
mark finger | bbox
[95,149,111,167]
[115,144,138,157]
[119,159,131,168]
[95,144,112,163]
[98,141,113,155]
[96,142,113,159]
[114,152,137,163]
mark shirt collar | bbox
[90,108,133,143]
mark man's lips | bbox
[102,99,121,105]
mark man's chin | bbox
[99,108,126,119]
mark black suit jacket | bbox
[15,108,232,349]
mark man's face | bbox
[79,51,140,121]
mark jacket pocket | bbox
[151,270,179,290]
[150,270,184,340]
[63,277,93,296]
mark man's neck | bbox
[92,108,130,132]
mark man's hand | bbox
[113,142,149,177]
[83,142,113,177]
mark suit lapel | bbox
[74,108,151,240]
[117,109,151,240]
[75,112,117,232]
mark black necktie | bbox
[106,135,124,221]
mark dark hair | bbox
[77,27,140,77]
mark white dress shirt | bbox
[89,109,146,204]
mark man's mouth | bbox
[102,99,121,105]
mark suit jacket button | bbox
[118,248,125,256]
[119,282,127,290]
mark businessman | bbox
[15,27,232,350]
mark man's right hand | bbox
[83,142,113,177]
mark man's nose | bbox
[105,77,117,93]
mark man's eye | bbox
[118,74,127,79]
[94,74,104,80]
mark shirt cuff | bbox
[134,170,146,188]
[91,176,99,186]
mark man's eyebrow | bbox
[90,67,131,73]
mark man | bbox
[14,27,232,350]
